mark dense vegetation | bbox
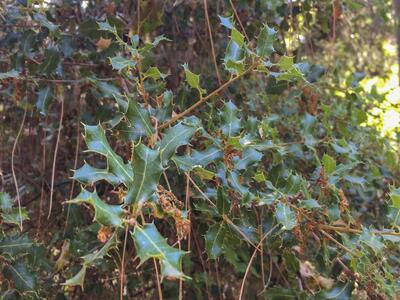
[0,1,399,299]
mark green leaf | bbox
[0,70,19,80]
[120,98,154,139]
[322,154,336,174]
[316,282,354,300]
[276,202,296,230]
[0,192,12,211]
[109,56,136,71]
[276,56,303,81]
[256,24,277,57]
[97,20,117,34]
[1,208,29,225]
[83,124,133,185]
[40,48,60,75]
[143,66,168,80]
[389,187,400,208]
[125,144,163,208]
[217,188,230,215]
[205,223,227,259]
[359,228,385,254]
[173,146,223,172]
[36,86,53,116]
[62,266,87,289]
[218,15,234,29]
[182,63,206,95]
[234,147,263,170]
[220,101,241,136]
[82,231,119,265]
[66,189,124,227]
[131,223,189,280]
[158,123,197,165]
[72,162,120,186]
[224,40,245,75]
[231,28,244,47]
[33,13,59,33]
[3,262,36,293]
[0,235,32,258]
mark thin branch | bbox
[120,224,129,300]
[203,0,222,85]
[238,225,278,300]
[47,86,64,219]
[229,0,250,42]
[159,63,256,129]
[11,97,28,231]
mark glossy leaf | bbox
[158,123,196,165]
[83,124,133,185]
[125,144,163,207]
[220,101,241,136]
[3,262,36,293]
[182,63,206,95]
[256,24,277,57]
[67,189,124,227]
[276,202,297,230]
[173,146,223,172]
[72,162,120,186]
[131,223,188,280]
[36,86,53,116]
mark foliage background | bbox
[0,0,399,299]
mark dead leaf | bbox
[96,37,112,52]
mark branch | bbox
[159,63,256,129]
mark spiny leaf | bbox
[40,48,60,75]
[1,208,29,225]
[82,231,119,265]
[97,20,116,33]
[72,162,120,186]
[0,70,19,80]
[205,223,227,259]
[390,187,400,208]
[359,228,385,254]
[275,202,297,230]
[173,146,223,172]
[0,235,32,258]
[143,66,168,80]
[217,188,230,215]
[316,282,354,300]
[110,56,136,71]
[66,189,124,227]
[256,24,277,57]
[125,144,163,208]
[62,266,87,289]
[234,147,263,170]
[220,101,241,136]
[3,262,36,293]
[231,28,245,47]
[218,15,235,29]
[224,39,245,75]
[158,123,197,165]
[0,191,12,211]
[83,124,133,185]
[182,63,206,95]
[275,56,304,82]
[120,97,154,139]
[33,13,59,33]
[131,223,189,280]
[322,154,336,174]
[36,86,53,116]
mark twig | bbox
[319,224,400,237]
[120,224,129,300]
[238,225,278,300]
[159,63,256,129]
[153,259,163,300]
[11,97,28,231]
[47,86,64,219]
[229,0,250,42]
[203,0,222,85]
